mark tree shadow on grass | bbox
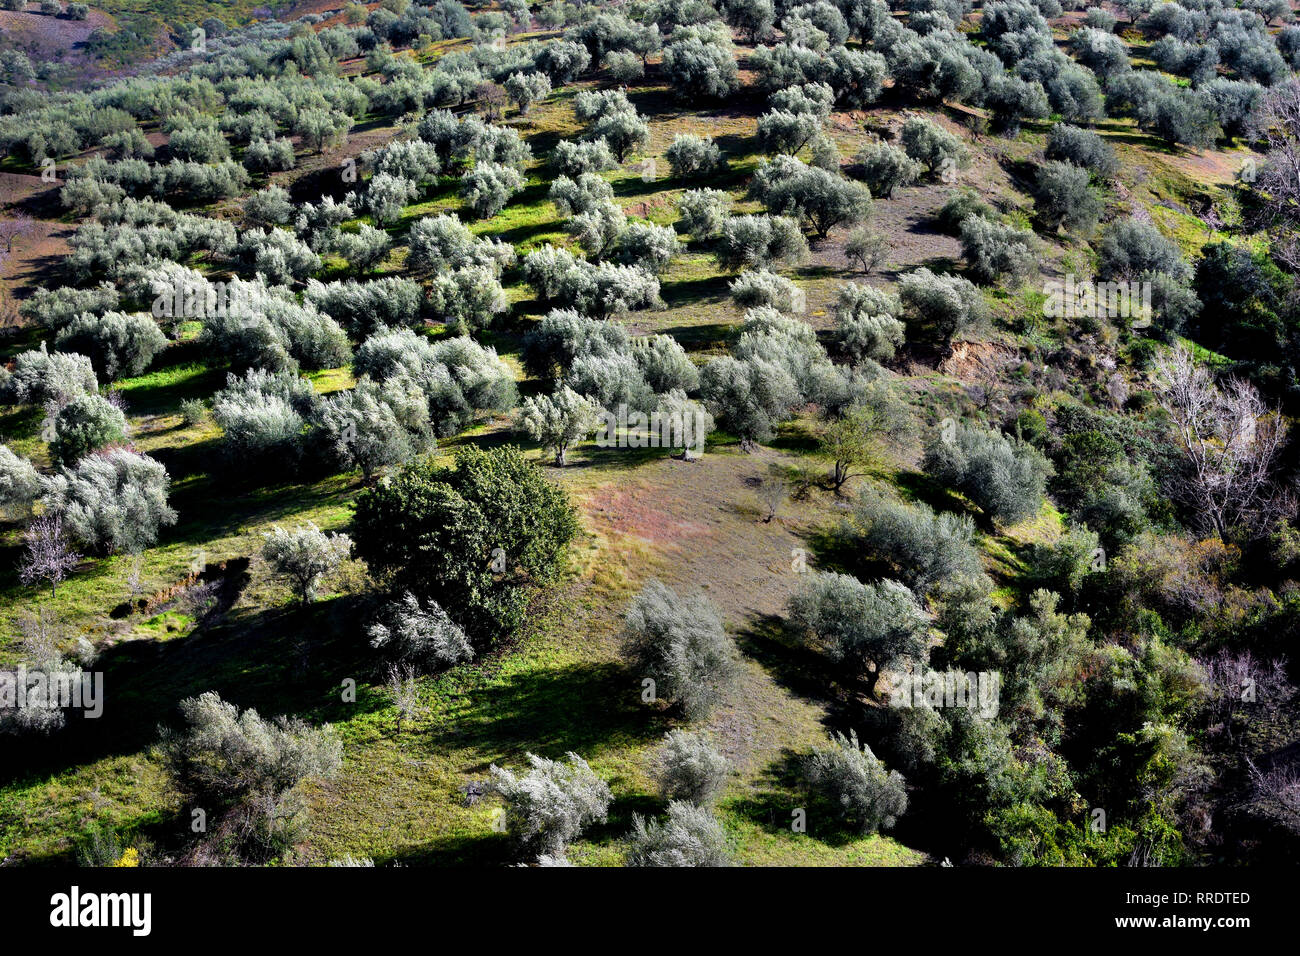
[384,831,515,867]
[659,272,732,307]
[736,612,839,706]
[428,659,672,768]
[0,594,384,787]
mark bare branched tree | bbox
[1200,649,1294,737]
[1252,82,1300,268]
[0,215,34,256]
[1153,345,1286,539]
[1247,758,1300,827]
[18,515,81,597]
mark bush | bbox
[621,579,739,720]
[789,572,928,694]
[368,591,474,671]
[665,134,722,179]
[488,752,613,859]
[54,311,167,381]
[42,448,176,555]
[844,488,984,592]
[834,282,904,362]
[922,420,1052,522]
[351,446,579,640]
[50,393,128,468]
[897,267,986,349]
[179,398,206,427]
[677,188,733,238]
[804,730,908,833]
[855,142,922,198]
[959,215,1036,285]
[261,523,352,603]
[626,801,730,866]
[654,730,729,806]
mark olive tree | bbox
[41,448,177,555]
[959,215,1036,284]
[260,523,353,603]
[3,345,98,407]
[730,269,802,313]
[621,579,739,720]
[459,162,525,219]
[488,752,613,860]
[834,282,904,362]
[715,215,809,270]
[653,729,729,806]
[922,420,1052,522]
[665,134,722,178]
[553,139,617,177]
[855,142,922,198]
[1034,160,1102,233]
[50,393,128,468]
[677,188,733,239]
[54,311,167,381]
[897,267,986,349]
[899,117,970,178]
[626,802,730,867]
[368,592,474,672]
[804,730,908,833]
[516,385,601,466]
[504,71,551,114]
[788,571,928,695]
[661,33,739,101]
[0,444,42,516]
